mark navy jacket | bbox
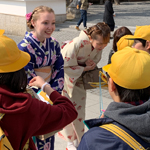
[78,118,150,150]
[78,99,150,150]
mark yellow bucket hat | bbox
[117,35,134,51]
[126,25,150,41]
[0,29,5,35]
[103,46,150,89]
[0,35,30,73]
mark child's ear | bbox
[109,78,116,92]
[146,41,150,53]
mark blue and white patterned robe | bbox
[18,32,64,94]
[18,32,64,150]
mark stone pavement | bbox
[4,1,150,149]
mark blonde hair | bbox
[87,22,110,44]
[27,6,55,29]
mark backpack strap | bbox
[0,113,5,141]
[0,113,14,150]
[0,113,29,150]
[100,123,145,150]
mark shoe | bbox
[66,144,77,150]
[75,26,80,31]
[84,27,87,29]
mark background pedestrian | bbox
[75,0,92,30]
[103,0,115,34]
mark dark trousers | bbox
[77,10,87,28]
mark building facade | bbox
[0,0,66,36]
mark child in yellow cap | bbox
[77,46,150,150]
[107,26,133,64]
[127,25,150,54]
[116,35,134,51]
[0,35,77,150]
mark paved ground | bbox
[4,1,150,149]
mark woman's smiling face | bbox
[32,12,55,42]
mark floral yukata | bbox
[59,30,103,143]
[18,32,64,93]
[18,32,64,150]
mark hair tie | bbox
[26,12,32,21]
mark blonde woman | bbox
[18,6,64,150]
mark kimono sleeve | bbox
[93,50,103,64]
[18,40,37,83]
[61,40,85,82]
[50,42,64,94]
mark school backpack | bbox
[0,113,29,150]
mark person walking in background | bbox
[0,35,77,150]
[18,5,64,150]
[59,22,110,150]
[75,0,92,31]
[103,0,115,33]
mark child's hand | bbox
[29,76,46,88]
[100,110,105,118]
[100,113,104,118]
[89,3,93,5]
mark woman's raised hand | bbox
[29,76,46,88]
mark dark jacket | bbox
[103,0,115,27]
[78,100,150,150]
[0,86,77,150]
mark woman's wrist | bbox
[41,82,49,92]
[41,82,54,96]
